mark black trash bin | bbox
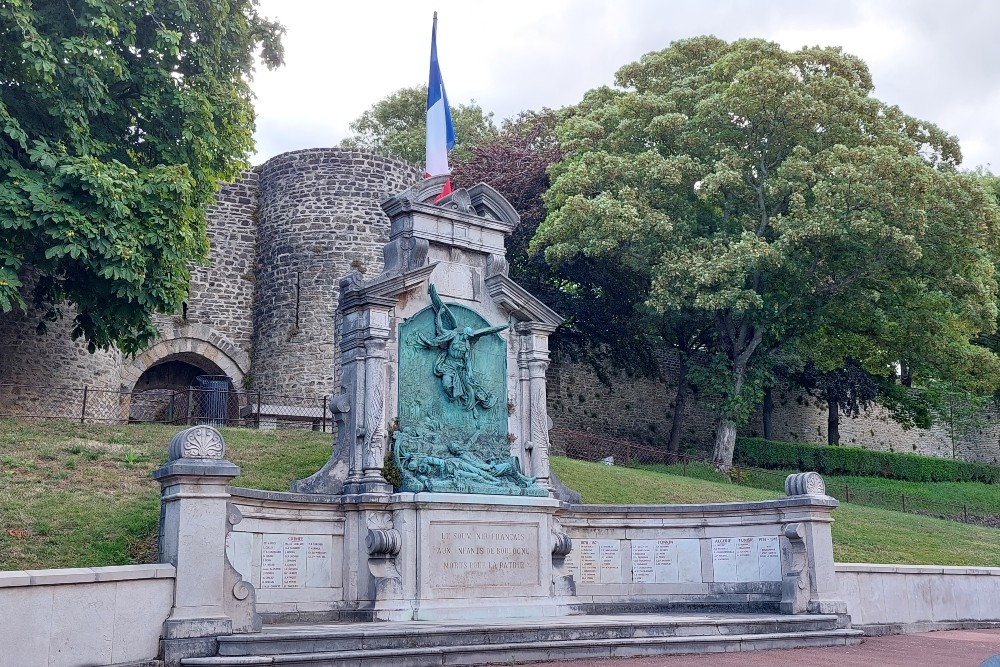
[194,375,231,426]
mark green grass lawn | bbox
[3,418,1000,570]
[641,460,1000,520]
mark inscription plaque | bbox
[631,539,702,584]
[735,536,759,583]
[575,539,622,584]
[758,535,781,581]
[428,522,539,589]
[711,537,738,582]
[259,534,333,589]
[713,536,782,583]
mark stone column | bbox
[153,426,240,667]
[516,322,558,492]
[340,288,395,497]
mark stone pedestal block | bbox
[379,493,572,621]
[153,426,241,667]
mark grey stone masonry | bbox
[186,170,261,356]
[0,272,124,417]
[250,149,421,397]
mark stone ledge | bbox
[857,620,1000,636]
[9,564,176,587]
[391,491,564,509]
[229,486,347,504]
[94,563,177,582]
[836,563,1000,576]
[0,570,31,587]
[566,496,839,515]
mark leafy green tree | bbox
[533,37,1000,468]
[0,0,284,353]
[340,85,497,166]
[454,109,713,456]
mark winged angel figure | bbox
[414,284,510,412]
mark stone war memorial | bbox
[6,167,1000,667]
[118,176,860,666]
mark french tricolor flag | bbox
[426,12,455,199]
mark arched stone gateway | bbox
[121,326,250,394]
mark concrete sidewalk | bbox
[518,628,1000,667]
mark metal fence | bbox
[550,427,1000,527]
[0,382,334,431]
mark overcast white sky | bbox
[251,0,999,172]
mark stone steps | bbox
[181,613,863,666]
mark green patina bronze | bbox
[394,284,546,496]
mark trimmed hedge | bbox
[735,437,1000,484]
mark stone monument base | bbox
[372,493,573,621]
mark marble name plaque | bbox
[575,539,623,584]
[712,535,781,583]
[257,533,334,589]
[428,522,540,589]
[631,538,702,584]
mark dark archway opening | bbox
[130,355,235,424]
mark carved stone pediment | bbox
[485,274,563,327]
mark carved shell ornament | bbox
[168,425,227,461]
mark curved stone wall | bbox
[250,149,420,396]
[0,275,125,418]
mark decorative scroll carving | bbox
[366,528,402,557]
[232,580,253,601]
[781,522,810,614]
[223,501,261,633]
[551,531,573,557]
[485,254,509,279]
[785,472,826,496]
[441,188,475,214]
[168,426,226,461]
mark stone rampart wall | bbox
[751,389,1000,465]
[546,351,1000,465]
[546,350,719,453]
[0,563,175,667]
[0,275,124,417]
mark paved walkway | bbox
[518,628,1000,667]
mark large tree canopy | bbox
[533,36,1000,467]
[340,85,497,166]
[0,0,284,353]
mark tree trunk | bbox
[713,419,738,472]
[762,385,774,441]
[667,354,689,462]
[827,398,840,445]
[713,364,745,470]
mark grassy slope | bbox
[552,456,1000,567]
[642,461,1000,518]
[0,419,331,569]
[2,418,999,569]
